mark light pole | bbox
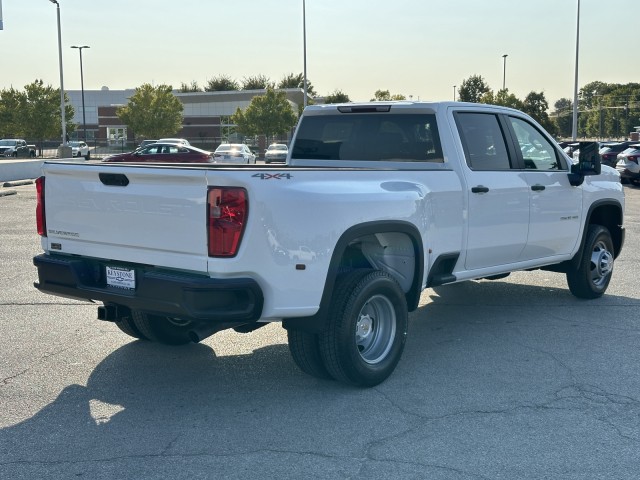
[49,0,69,155]
[302,0,308,109]
[502,54,508,91]
[572,0,581,141]
[453,85,456,102]
[71,45,89,141]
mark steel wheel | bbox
[589,240,614,289]
[567,225,614,299]
[355,294,396,364]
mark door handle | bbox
[531,184,546,191]
[471,186,490,193]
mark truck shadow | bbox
[1,280,638,475]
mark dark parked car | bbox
[599,141,634,168]
[102,143,213,163]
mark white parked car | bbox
[69,141,90,160]
[264,143,288,163]
[213,143,256,164]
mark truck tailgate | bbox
[41,163,210,273]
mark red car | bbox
[102,143,213,163]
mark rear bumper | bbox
[33,254,264,322]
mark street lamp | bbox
[453,85,456,101]
[502,54,508,91]
[49,0,68,154]
[71,45,90,141]
[572,0,581,141]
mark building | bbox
[66,87,306,150]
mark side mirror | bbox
[568,141,601,186]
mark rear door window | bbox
[455,113,512,170]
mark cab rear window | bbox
[291,114,444,162]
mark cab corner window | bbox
[456,113,511,171]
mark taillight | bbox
[628,156,639,164]
[207,187,247,257]
[35,176,46,236]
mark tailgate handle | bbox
[99,173,129,187]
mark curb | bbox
[0,189,17,197]
[3,179,34,188]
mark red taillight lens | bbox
[36,176,46,236]
[628,156,639,164]
[207,187,247,257]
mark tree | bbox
[371,89,406,101]
[1,80,75,146]
[21,79,75,144]
[241,75,273,90]
[204,75,239,92]
[0,87,25,138]
[179,81,201,93]
[553,98,573,138]
[278,73,316,97]
[116,84,183,139]
[231,87,297,142]
[522,91,554,133]
[458,75,491,103]
[324,90,351,104]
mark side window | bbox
[509,117,562,170]
[456,113,511,170]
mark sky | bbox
[0,0,637,107]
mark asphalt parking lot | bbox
[1,181,639,479]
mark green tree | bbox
[204,75,239,92]
[553,98,573,138]
[21,79,75,144]
[371,89,406,101]
[179,81,201,93]
[458,75,491,103]
[116,83,183,139]
[242,75,273,90]
[522,91,554,133]
[0,87,25,137]
[278,73,316,97]
[231,87,297,142]
[324,90,351,104]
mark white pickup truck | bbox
[33,102,625,387]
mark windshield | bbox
[268,145,287,151]
[0,140,17,146]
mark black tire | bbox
[114,315,148,340]
[630,178,640,187]
[130,310,192,345]
[319,270,408,387]
[567,225,615,299]
[287,329,333,380]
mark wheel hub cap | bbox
[356,314,373,340]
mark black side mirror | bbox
[568,141,601,186]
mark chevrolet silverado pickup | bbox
[33,102,625,387]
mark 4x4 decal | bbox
[252,173,293,180]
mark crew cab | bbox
[0,139,36,158]
[33,102,625,387]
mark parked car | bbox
[102,143,213,163]
[0,139,36,158]
[616,144,640,186]
[158,138,190,146]
[68,141,91,160]
[264,143,289,163]
[213,143,256,164]
[599,141,634,168]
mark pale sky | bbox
[0,0,637,107]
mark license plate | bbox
[106,266,136,290]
